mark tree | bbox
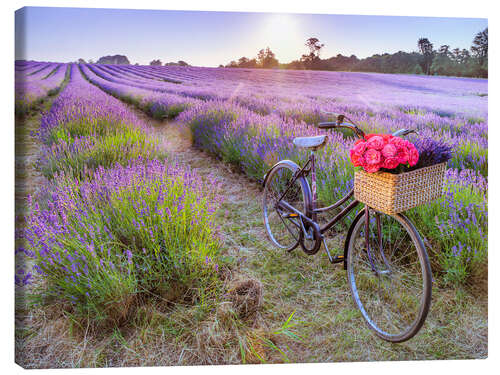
[305,37,325,58]
[150,59,162,66]
[238,57,249,66]
[285,59,305,70]
[96,55,130,65]
[418,38,434,75]
[77,58,86,64]
[431,53,454,76]
[460,49,471,64]
[471,27,488,66]
[177,60,189,66]
[257,47,279,68]
[438,45,451,57]
[299,37,325,69]
[412,64,424,75]
[233,56,258,68]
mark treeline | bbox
[75,55,191,67]
[149,59,190,66]
[222,28,488,78]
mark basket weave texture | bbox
[354,162,446,215]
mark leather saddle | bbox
[292,135,327,151]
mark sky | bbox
[15,6,488,67]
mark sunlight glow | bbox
[258,14,304,63]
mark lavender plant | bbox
[411,137,453,170]
[37,65,165,180]
[20,159,223,325]
[15,63,69,116]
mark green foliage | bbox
[407,184,487,285]
[43,125,165,180]
[47,118,135,145]
[28,168,222,325]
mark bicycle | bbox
[262,113,432,343]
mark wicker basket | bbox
[354,162,446,215]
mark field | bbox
[15,60,487,367]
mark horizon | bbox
[15,7,487,67]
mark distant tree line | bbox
[77,56,190,67]
[221,47,279,69]
[222,28,488,78]
[150,59,190,66]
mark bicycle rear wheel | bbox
[347,210,432,342]
[262,162,311,251]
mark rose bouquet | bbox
[350,134,419,173]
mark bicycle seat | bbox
[293,135,327,151]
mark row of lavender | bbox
[82,63,487,285]
[15,61,69,116]
[16,64,224,325]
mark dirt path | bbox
[15,112,47,220]
[147,116,487,363]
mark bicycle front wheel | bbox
[347,210,432,342]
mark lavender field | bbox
[15,61,488,366]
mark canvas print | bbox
[14,6,487,368]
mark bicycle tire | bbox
[262,162,312,251]
[346,210,432,342]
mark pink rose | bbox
[366,135,385,150]
[382,134,393,142]
[364,163,381,173]
[396,146,409,164]
[364,148,382,165]
[389,136,405,147]
[381,143,397,158]
[352,141,367,155]
[354,139,364,145]
[383,157,400,169]
[408,146,419,166]
[350,149,364,167]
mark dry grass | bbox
[15,109,487,369]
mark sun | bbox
[263,14,299,38]
[260,14,303,62]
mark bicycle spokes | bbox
[263,164,307,250]
[348,212,432,342]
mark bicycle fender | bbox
[262,159,301,188]
[343,208,366,270]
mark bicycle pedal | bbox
[332,255,345,264]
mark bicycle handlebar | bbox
[317,121,338,129]
[318,112,416,140]
[318,120,365,139]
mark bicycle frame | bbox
[276,150,361,237]
[268,115,414,264]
